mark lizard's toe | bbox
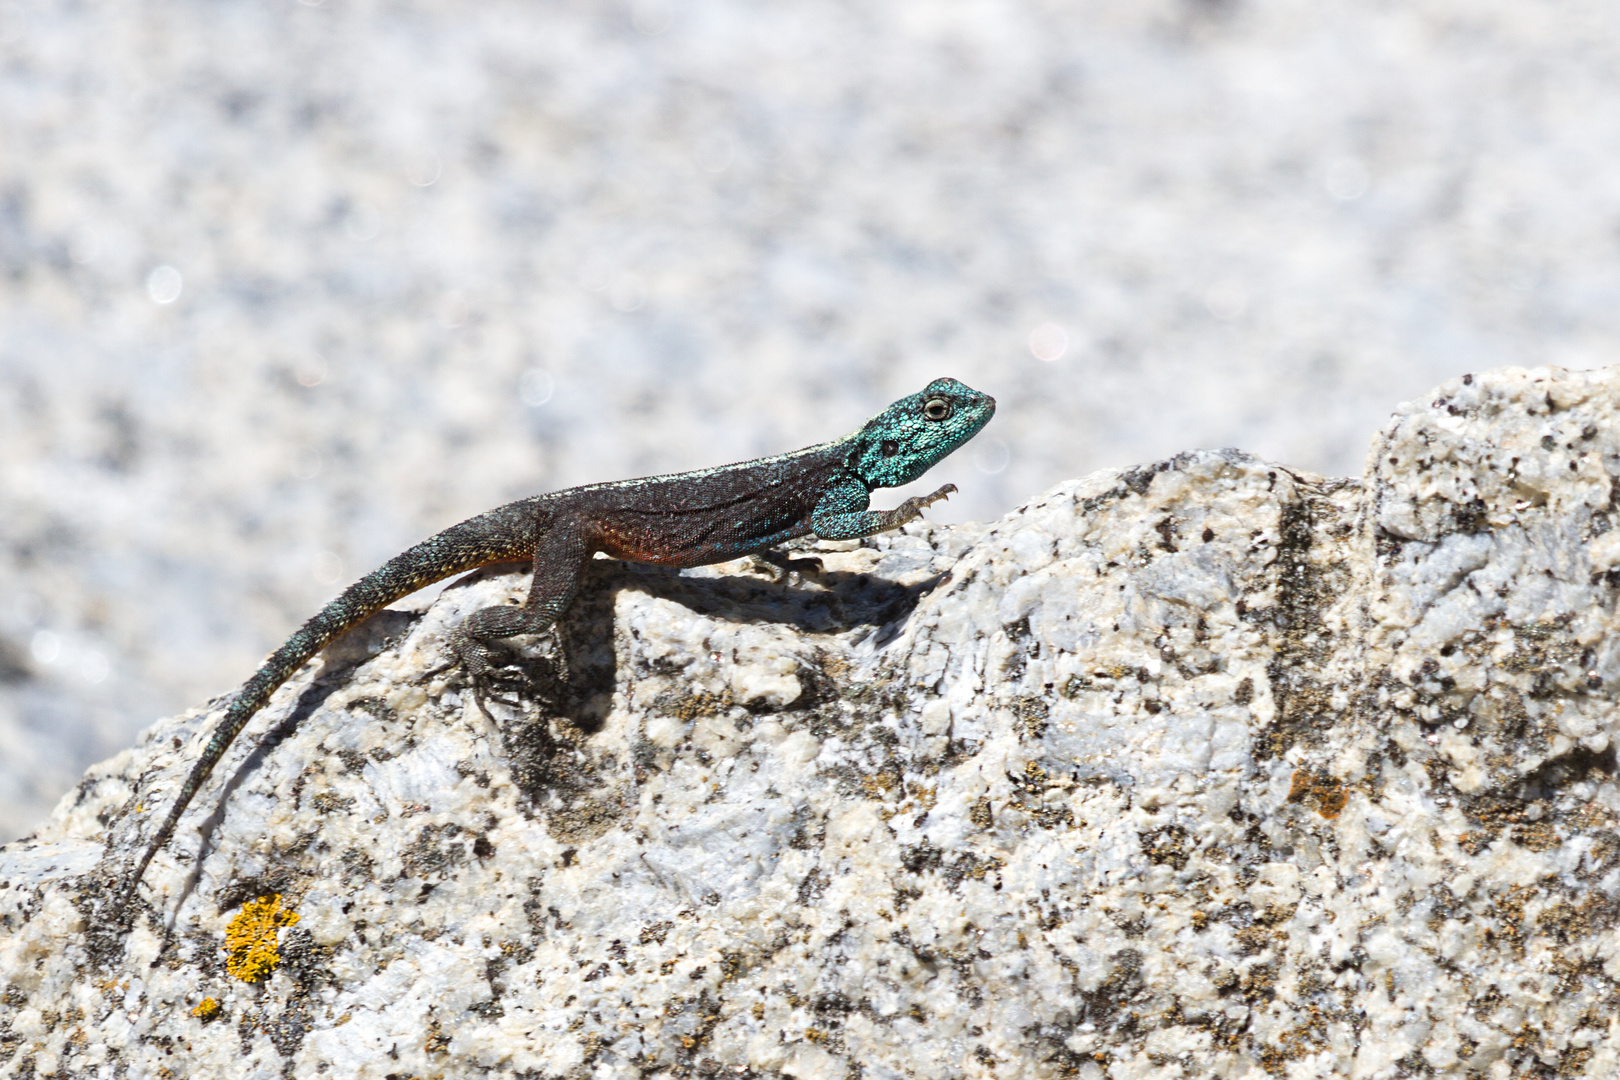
[473,666,528,702]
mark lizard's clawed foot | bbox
[450,628,566,720]
[896,483,958,524]
[470,669,529,717]
[451,631,521,718]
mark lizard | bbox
[111,376,995,921]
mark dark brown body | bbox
[549,442,851,568]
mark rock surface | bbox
[6,365,1620,1078]
[10,0,1620,841]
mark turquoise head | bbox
[847,378,996,489]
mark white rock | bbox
[5,366,1620,1077]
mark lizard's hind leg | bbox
[449,521,592,717]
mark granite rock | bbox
[5,365,1620,1078]
[10,0,1620,841]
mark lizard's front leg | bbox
[809,477,957,541]
[450,521,592,716]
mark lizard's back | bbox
[557,440,852,569]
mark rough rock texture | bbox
[6,365,1620,1078]
[10,0,1620,842]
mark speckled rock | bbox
[5,365,1620,1078]
[13,0,1620,844]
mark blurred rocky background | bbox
[1,0,1619,839]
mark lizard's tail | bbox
[111,506,537,921]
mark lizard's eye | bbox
[881,439,900,457]
[923,398,952,421]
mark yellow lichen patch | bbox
[224,895,300,982]
[191,997,221,1021]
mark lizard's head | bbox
[850,377,996,489]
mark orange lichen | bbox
[224,895,300,982]
[1286,770,1348,819]
[190,997,221,1021]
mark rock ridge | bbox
[5,366,1620,1078]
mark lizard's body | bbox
[114,378,995,919]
